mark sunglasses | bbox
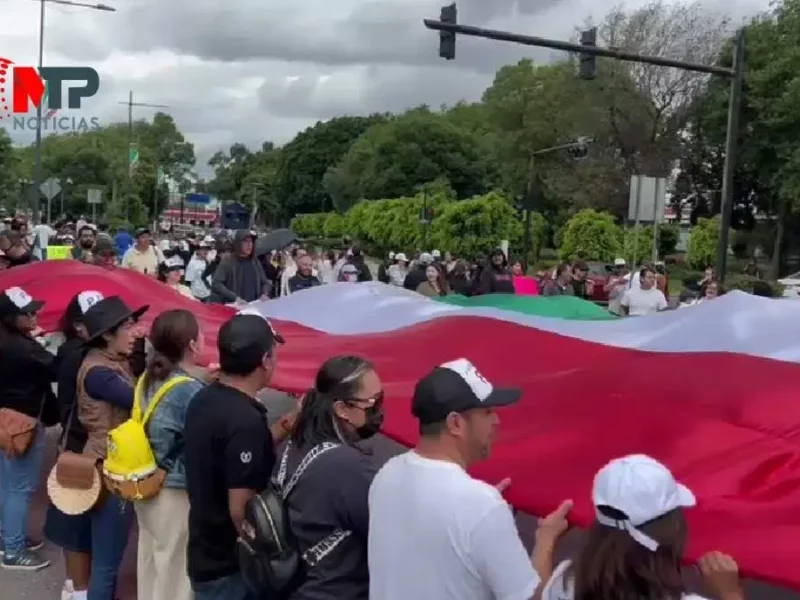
[344,390,385,409]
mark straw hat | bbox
[46,462,102,515]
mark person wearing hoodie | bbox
[378,252,394,283]
[474,249,515,295]
[211,230,269,304]
[403,252,431,291]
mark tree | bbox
[324,110,492,211]
[0,129,20,209]
[274,115,387,219]
[685,0,800,276]
[559,209,623,261]
[597,1,730,176]
[208,141,282,225]
[12,112,196,222]
[481,60,632,219]
[687,216,720,269]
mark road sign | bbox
[186,193,211,204]
[40,178,61,200]
[628,175,666,223]
[128,143,139,174]
[87,189,102,204]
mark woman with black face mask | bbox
[279,356,384,600]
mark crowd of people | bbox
[0,282,750,600]
[0,212,737,320]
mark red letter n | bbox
[12,67,45,113]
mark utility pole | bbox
[118,92,169,222]
[29,0,116,223]
[521,139,593,264]
[424,7,744,281]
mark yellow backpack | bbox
[102,375,192,500]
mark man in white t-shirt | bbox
[620,266,667,316]
[31,218,55,260]
[368,358,573,600]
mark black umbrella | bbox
[256,228,298,256]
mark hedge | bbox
[291,191,543,259]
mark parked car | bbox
[777,272,800,299]
[586,262,613,304]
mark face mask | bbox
[80,240,94,249]
[355,407,384,440]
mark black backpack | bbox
[237,441,349,597]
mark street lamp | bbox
[26,0,116,223]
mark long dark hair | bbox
[568,507,687,600]
[60,294,87,340]
[145,309,199,385]
[290,356,374,449]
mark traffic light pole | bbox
[424,14,744,281]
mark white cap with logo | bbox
[592,454,696,551]
[614,258,626,266]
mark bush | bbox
[724,274,783,296]
[290,191,533,259]
[686,217,719,270]
[657,223,680,256]
[429,191,529,259]
[290,213,329,238]
[559,209,622,262]
[623,227,653,264]
[323,213,346,238]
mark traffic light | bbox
[567,136,592,160]
[578,27,597,80]
[439,3,457,60]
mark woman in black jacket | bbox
[42,291,101,598]
[0,286,58,571]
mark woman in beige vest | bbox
[76,296,148,600]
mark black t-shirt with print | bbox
[282,443,376,600]
[184,382,276,583]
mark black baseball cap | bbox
[0,286,44,317]
[218,312,285,375]
[412,358,521,425]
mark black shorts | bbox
[43,502,91,554]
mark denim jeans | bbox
[192,572,257,600]
[0,424,46,557]
[88,494,133,600]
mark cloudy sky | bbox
[1,0,769,177]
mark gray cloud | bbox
[3,0,772,181]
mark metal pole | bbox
[715,30,745,282]
[423,20,733,76]
[31,0,45,222]
[125,90,133,222]
[523,154,535,267]
[152,165,159,224]
[629,175,642,289]
[423,190,429,249]
[652,178,662,263]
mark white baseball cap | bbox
[614,258,626,266]
[395,252,408,262]
[431,249,441,258]
[592,454,696,551]
[165,255,184,270]
[389,251,395,260]
[419,252,433,264]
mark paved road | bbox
[1,390,794,599]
